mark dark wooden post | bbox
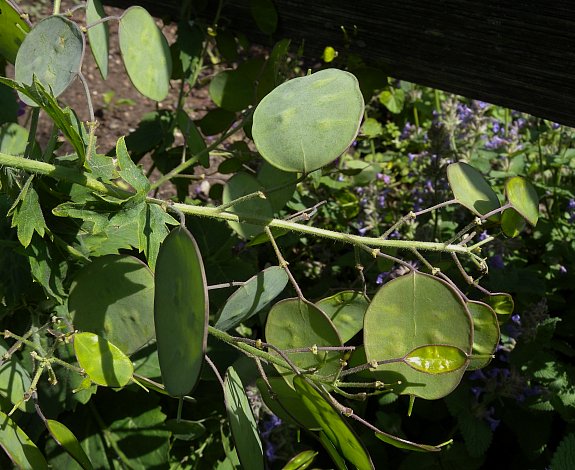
[103,0,575,128]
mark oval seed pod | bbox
[154,226,208,397]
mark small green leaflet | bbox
[116,136,150,194]
[8,175,47,247]
[138,203,178,270]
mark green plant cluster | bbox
[0,0,573,469]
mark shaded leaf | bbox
[447,162,500,217]
[46,419,93,470]
[466,301,499,370]
[86,0,109,79]
[0,338,33,413]
[138,203,177,270]
[0,410,49,469]
[316,290,368,343]
[8,175,46,247]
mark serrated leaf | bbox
[73,332,134,387]
[46,419,94,470]
[458,412,493,459]
[0,411,49,469]
[116,136,150,193]
[25,236,67,303]
[138,203,177,270]
[86,0,109,79]
[8,175,46,247]
[223,367,264,470]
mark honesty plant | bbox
[0,1,541,468]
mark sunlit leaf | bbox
[73,332,134,387]
[265,298,342,386]
[378,88,405,114]
[364,271,473,399]
[283,450,318,470]
[47,419,93,470]
[253,69,364,173]
[154,226,208,396]
[86,0,109,79]
[0,0,30,63]
[505,176,539,226]
[293,376,374,469]
[0,411,49,469]
[119,6,172,101]
[403,344,468,374]
[447,162,500,217]
[0,338,33,413]
[69,255,155,355]
[374,431,441,453]
[215,266,288,331]
[316,290,369,343]
[224,367,264,470]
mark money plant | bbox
[0,0,541,468]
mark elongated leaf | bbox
[505,176,539,226]
[86,0,109,79]
[293,376,374,470]
[374,432,441,453]
[69,255,155,355]
[0,338,33,413]
[15,16,84,106]
[73,332,134,387]
[0,0,30,63]
[363,271,472,399]
[154,226,208,396]
[316,291,368,343]
[283,450,318,470]
[224,367,264,470]
[0,411,49,469]
[466,301,499,370]
[256,377,321,430]
[265,298,342,386]
[250,0,278,34]
[47,420,93,470]
[215,266,288,331]
[119,6,171,101]
[403,345,468,374]
[253,69,364,173]
[447,162,500,217]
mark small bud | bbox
[255,339,263,349]
[431,267,441,275]
[369,360,379,369]
[310,344,318,355]
[375,381,385,389]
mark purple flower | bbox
[559,265,567,274]
[376,272,388,285]
[485,408,501,431]
[489,254,504,270]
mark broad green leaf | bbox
[196,108,236,136]
[466,301,499,370]
[209,69,254,112]
[164,419,206,441]
[550,432,575,470]
[252,69,364,173]
[374,432,441,453]
[250,0,278,34]
[0,77,86,161]
[257,161,298,211]
[73,332,133,387]
[0,338,33,413]
[119,6,172,101]
[138,203,178,270]
[482,292,514,324]
[364,271,472,399]
[283,450,318,470]
[69,255,155,355]
[215,266,288,331]
[293,376,374,470]
[215,30,239,62]
[0,411,49,469]
[224,367,264,470]
[86,0,109,79]
[316,290,369,343]
[256,39,290,100]
[265,298,343,386]
[0,122,28,156]
[447,162,500,217]
[403,345,468,374]
[15,16,84,106]
[318,431,349,470]
[0,0,30,63]
[505,176,539,226]
[256,377,321,430]
[500,207,526,237]
[378,88,405,114]
[222,172,274,239]
[154,226,208,396]
[116,136,150,193]
[47,420,93,470]
[8,175,47,247]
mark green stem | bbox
[215,191,266,212]
[53,0,62,15]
